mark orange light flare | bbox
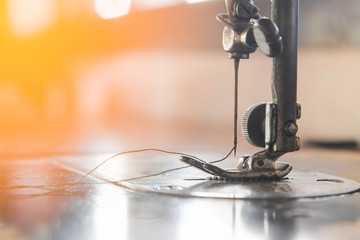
[0,0,219,154]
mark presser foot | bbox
[179,150,292,181]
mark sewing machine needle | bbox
[234,58,240,157]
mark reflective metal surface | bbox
[0,148,360,240]
[52,152,360,200]
[127,171,360,199]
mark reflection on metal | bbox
[52,152,360,201]
[182,0,300,180]
[123,171,360,199]
[180,151,292,181]
[3,155,360,240]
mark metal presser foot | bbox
[180,151,292,181]
[180,0,300,181]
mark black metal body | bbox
[271,0,299,152]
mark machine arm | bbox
[181,0,300,181]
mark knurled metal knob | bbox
[241,103,267,148]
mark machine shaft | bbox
[271,0,299,152]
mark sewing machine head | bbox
[218,0,282,59]
[181,0,301,181]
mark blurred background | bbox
[1,0,360,155]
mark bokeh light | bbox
[95,0,131,19]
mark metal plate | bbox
[3,152,360,240]
[52,152,360,200]
[122,171,360,199]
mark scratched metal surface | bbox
[0,148,359,240]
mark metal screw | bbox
[257,160,264,167]
[284,121,298,136]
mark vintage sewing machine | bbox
[119,0,360,201]
[180,0,300,181]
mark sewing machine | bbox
[180,0,300,181]
[1,2,360,240]
[139,0,360,200]
[110,0,359,200]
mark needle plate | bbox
[122,171,360,200]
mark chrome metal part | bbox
[221,26,256,59]
[180,150,291,181]
[265,103,277,147]
[125,170,360,200]
[241,103,266,148]
[253,17,283,57]
[217,0,260,59]
[217,0,284,60]
[241,102,277,148]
